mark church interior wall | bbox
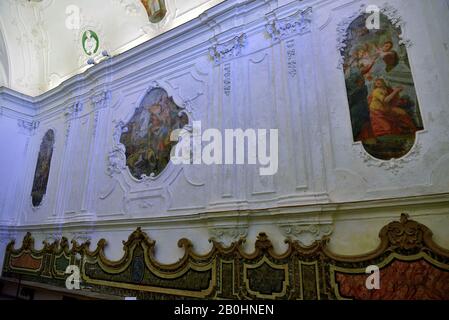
[0,0,449,283]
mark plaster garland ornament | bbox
[336,3,413,69]
[209,34,248,65]
[69,231,93,244]
[357,141,422,175]
[17,119,40,135]
[65,102,84,119]
[208,226,248,246]
[265,7,313,42]
[278,223,333,247]
[91,90,112,110]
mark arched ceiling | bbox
[0,0,224,96]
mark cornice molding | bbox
[3,193,449,234]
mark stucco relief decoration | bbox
[209,34,248,64]
[266,7,313,41]
[279,223,333,247]
[31,130,55,207]
[108,85,189,181]
[18,120,40,136]
[338,4,424,164]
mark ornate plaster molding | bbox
[266,7,313,42]
[337,3,412,69]
[107,120,128,177]
[65,102,84,119]
[91,90,112,110]
[208,225,248,246]
[17,119,40,135]
[278,223,333,247]
[357,141,422,175]
[209,34,248,64]
[69,231,93,244]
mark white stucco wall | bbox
[0,0,449,265]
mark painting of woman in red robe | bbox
[342,12,424,160]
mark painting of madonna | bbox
[343,12,424,160]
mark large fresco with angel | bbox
[120,87,188,179]
[342,12,423,160]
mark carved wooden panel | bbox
[3,214,449,300]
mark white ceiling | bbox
[0,0,224,96]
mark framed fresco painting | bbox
[341,8,424,161]
[31,130,55,207]
[119,87,189,180]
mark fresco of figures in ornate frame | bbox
[341,8,424,160]
[120,87,189,180]
[31,130,55,207]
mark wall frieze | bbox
[266,7,313,42]
[209,34,248,65]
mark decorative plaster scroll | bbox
[65,102,84,118]
[278,223,333,247]
[266,7,313,42]
[357,141,422,175]
[336,3,413,69]
[208,225,248,247]
[209,34,248,64]
[107,121,128,177]
[69,231,93,244]
[17,119,40,135]
[91,90,112,110]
